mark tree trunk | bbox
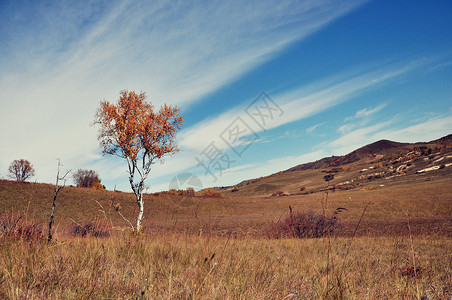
[48,193,57,242]
[136,191,144,232]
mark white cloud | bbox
[373,116,452,143]
[306,122,325,133]
[337,123,355,134]
[329,121,393,154]
[347,103,387,121]
[329,116,452,155]
[341,103,387,132]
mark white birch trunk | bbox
[136,192,144,232]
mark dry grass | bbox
[0,178,451,298]
[0,234,450,299]
[0,178,451,237]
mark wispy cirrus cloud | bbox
[306,122,326,134]
[179,57,432,154]
[329,115,452,155]
[339,103,387,133]
[345,104,387,122]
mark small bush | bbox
[0,213,43,241]
[271,190,285,197]
[91,181,106,190]
[72,220,112,238]
[165,189,196,196]
[73,169,103,188]
[267,211,342,239]
[186,187,195,197]
[201,188,224,198]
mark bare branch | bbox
[48,160,71,242]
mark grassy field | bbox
[0,177,451,298]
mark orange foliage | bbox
[91,181,105,190]
[201,188,224,198]
[94,90,183,161]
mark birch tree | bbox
[94,90,183,232]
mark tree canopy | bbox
[8,159,35,181]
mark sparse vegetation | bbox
[0,213,43,241]
[271,190,286,197]
[266,210,341,238]
[72,220,112,238]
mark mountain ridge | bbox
[284,135,450,173]
[224,134,452,195]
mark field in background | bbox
[0,175,451,298]
[1,177,451,237]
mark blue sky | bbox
[1,0,451,192]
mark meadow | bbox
[0,177,451,299]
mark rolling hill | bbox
[222,134,452,197]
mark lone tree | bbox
[73,169,103,188]
[94,90,183,232]
[8,159,35,181]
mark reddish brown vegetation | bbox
[271,190,286,197]
[73,169,104,189]
[267,211,342,239]
[201,188,224,198]
[8,159,35,181]
[72,220,112,238]
[0,213,43,241]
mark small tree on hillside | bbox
[48,160,71,242]
[8,159,35,181]
[73,169,103,188]
[94,90,183,232]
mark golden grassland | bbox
[1,234,451,299]
[0,177,451,298]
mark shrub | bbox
[91,181,106,190]
[267,211,342,239]
[186,187,195,197]
[72,220,112,238]
[201,188,224,198]
[271,191,285,197]
[0,213,43,241]
[165,188,196,196]
[73,169,103,188]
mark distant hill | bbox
[285,136,449,172]
[224,134,452,197]
[430,133,452,145]
[284,139,408,172]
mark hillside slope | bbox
[224,134,452,197]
